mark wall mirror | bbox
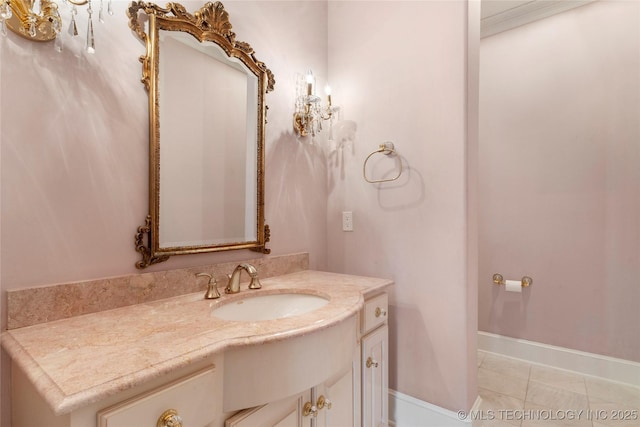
[128,1,275,269]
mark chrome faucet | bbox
[226,263,262,293]
[196,273,221,299]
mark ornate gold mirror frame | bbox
[128,1,275,269]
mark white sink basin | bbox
[212,292,329,321]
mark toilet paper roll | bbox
[505,280,522,293]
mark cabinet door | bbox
[225,392,308,427]
[362,325,388,427]
[315,360,357,427]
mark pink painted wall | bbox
[478,0,640,362]
[0,29,3,425]
[0,0,480,421]
[0,1,328,425]
[0,0,329,291]
[326,0,478,413]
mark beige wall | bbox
[478,0,640,362]
[326,0,478,413]
[0,1,329,425]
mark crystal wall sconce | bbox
[293,70,337,138]
[0,0,112,53]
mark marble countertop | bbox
[1,270,392,415]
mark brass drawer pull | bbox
[366,357,379,368]
[375,307,387,318]
[157,409,183,427]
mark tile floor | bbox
[474,351,640,427]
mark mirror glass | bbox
[129,2,275,269]
[158,31,258,248]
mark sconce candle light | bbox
[293,70,336,137]
[0,0,111,52]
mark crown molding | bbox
[481,0,596,38]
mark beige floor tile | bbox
[479,350,488,367]
[520,402,593,426]
[480,366,530,400]
[477,357,640,427]
[529,365,587,395]
[477,387,525,426]
[521,417,593,427]
[585,377,640,409]
[593,418,640,427]
[474,418,520,427]
[587,398,640,426]
[526,381,589,412]
[481,353,532,380]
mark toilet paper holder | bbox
[492,273,532,288]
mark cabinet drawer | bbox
[361,293,388,334]
[97,367,219,427]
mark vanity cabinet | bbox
[360,293,389,427]
[6,271,392,427]
[224,291,390,427]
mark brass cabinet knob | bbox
[303,401,318,417]
[366,357,379,368]
[317,395,332,410]
[375,307,387,318]
[157,409,183,427]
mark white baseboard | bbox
[389,389,480,427]
[478,331,640,387]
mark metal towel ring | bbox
[363,142,403,183]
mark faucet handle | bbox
[225,273,233,294]
[196,273,221,299]
[248,276,262,290]
[242,263,261,290]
